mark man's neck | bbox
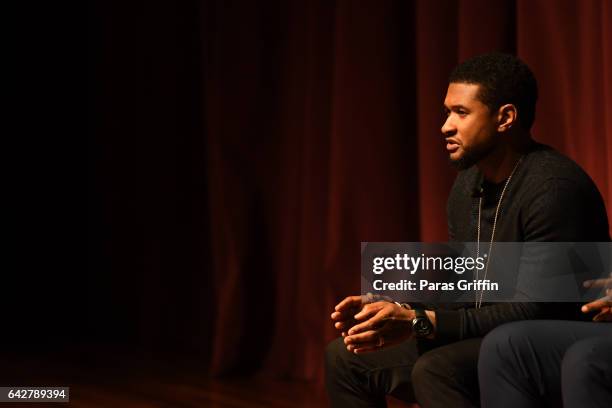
[477,134,534,183]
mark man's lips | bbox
[446,140,460,152]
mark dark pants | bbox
[325,336,482,408]
[478,321,612,408]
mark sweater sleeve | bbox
[435,302,585,341]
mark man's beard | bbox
[449,143,494,170]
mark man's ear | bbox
[497,104,517,132]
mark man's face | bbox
[442,83,498,169]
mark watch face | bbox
[413,318,432,336]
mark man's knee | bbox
[411,349,446,405]
[411,341,480,406]
[411,348,449,389]
[479,321,537,372]
[561,336,612,407]
[561,337,599,384]
[325,336,381,403]
[325,337,346,365]
[479,323,519,370]
[325,337,354,382]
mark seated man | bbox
[478,277,612,408]
[325,53,610,407]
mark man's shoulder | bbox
[522,144,595,188]
[518,144,610,241]
[515,144,607,215]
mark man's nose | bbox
[441,116,456,136]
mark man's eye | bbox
[458,111,467,116]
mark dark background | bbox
[16,0,612,392]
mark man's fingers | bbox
[351,306,393,334]
[353,302,386,321]
[346,343,378,353]
[331,310,353,321]
[335,320,356,331]
[344,330,380,353]
[353,345,379,354]
[348,312,388,335]
[593,307,612,322]
[334,296,362,312]
[332,306,362,324]
[348,316,381,336]
[581,296,612,313]
[344,330,378,345]
[583,277,612,289]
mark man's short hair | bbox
[449,53,538,130]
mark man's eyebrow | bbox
[445,104,469,110]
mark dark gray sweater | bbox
[434,142,610,341]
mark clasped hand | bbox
[582,274,612,322]
[330,295,414,354]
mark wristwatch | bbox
[412,309,434,338]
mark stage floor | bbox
[0,350,411,407]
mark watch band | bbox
[412,308,433,338]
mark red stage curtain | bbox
[204,0,612,380]
[89,0,612,385]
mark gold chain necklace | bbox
[475,156,524,308]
